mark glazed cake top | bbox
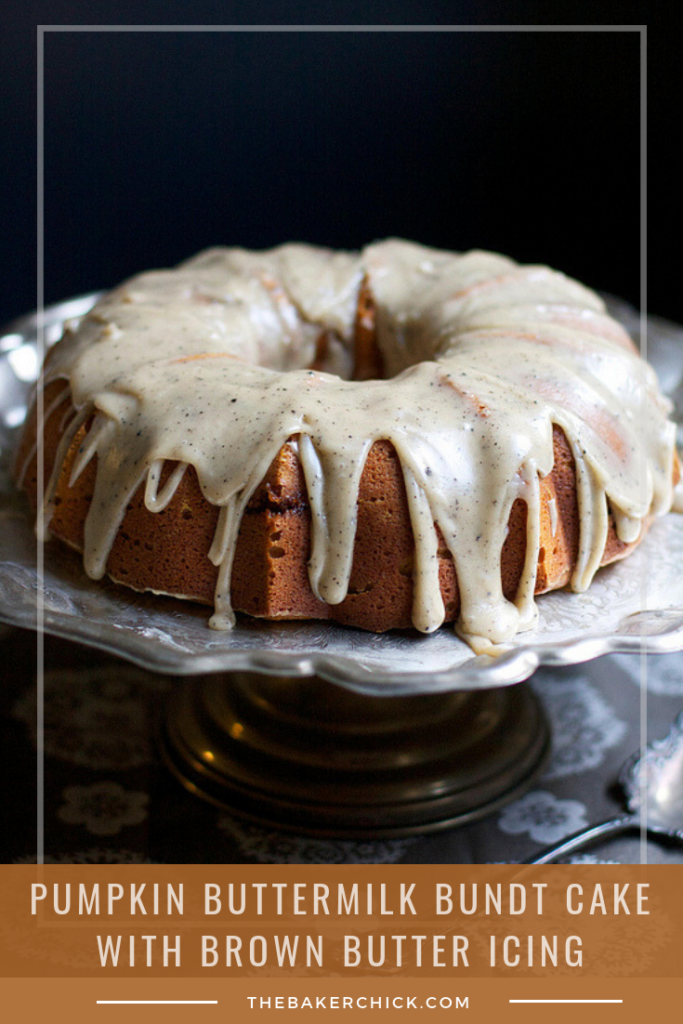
[33,239,679,651]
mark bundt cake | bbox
[15,240,681,653]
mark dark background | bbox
[1,4,679,326]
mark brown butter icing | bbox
[27,240,679,652]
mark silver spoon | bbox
[524,712,683,864]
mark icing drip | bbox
[34,240,680,650]
[68,412,113,487]
[15,383,71,489]
[514,464,542,632]
[402,463,445,633]
[568,441,610,593]
[144,460,188,513]
[208,499,239,630]
[37,404,93,542]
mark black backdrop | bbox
[2,5,679,325]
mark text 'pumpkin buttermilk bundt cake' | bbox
[14,240,682,653]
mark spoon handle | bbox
[523,815,638,864]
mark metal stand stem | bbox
[160,672,550,838]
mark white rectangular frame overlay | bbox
[35,22,648,866]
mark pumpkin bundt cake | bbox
[15,240,681,652]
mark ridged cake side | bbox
[18,384,640,633]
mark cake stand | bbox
[1,296,682,836]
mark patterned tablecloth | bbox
[1,624,682,866]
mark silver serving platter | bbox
[1,293,682,696]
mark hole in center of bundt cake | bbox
[348,276,386,382]
[306,276,388,382]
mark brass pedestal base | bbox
[160,673,549,838]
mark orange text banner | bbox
[0,863,680,980]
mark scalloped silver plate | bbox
[1,293,682,696]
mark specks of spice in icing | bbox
[32,240,679,652]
